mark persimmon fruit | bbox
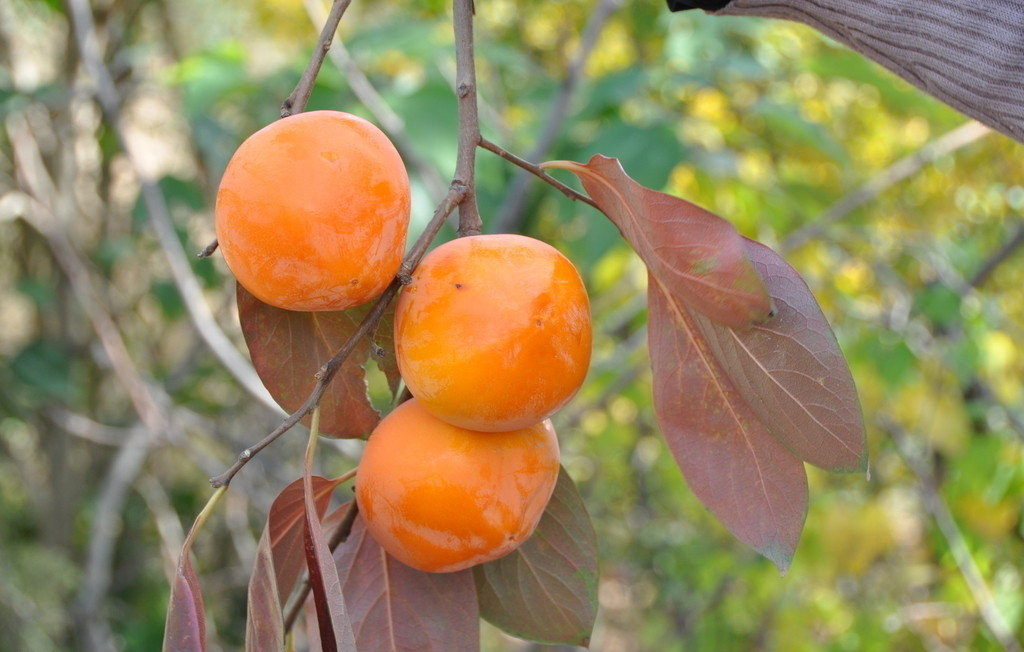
[355,398,560,573]
[215,110,410,311]
[394,234,592,432]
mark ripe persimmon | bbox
[394,234,591,432]
[355,398,560,573]
[215,110,410,311]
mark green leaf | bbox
[474,467,599,646]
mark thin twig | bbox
[493,0,619,232]
[479,137,599,209]
[283,499,360,634]
[882,420,1022,652]
[781,121,991,254]
[303,0,448,203]
[209,185,465,488]
[281,0,354,117]
[452,0,483,236]
[65,0,283,415]
[197,239,218,258]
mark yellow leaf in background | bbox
[737,151,773,187]
[690,88,729,123]
[666,164,699,200]
[820,502,893,575]
[584,20,636,77]
[982,331,1016,372]
[957,494,1020,541]
[891,381,971,456]
[834,259,873,295]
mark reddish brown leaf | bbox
[164,558,206,652]
[244,476,340,651]
[268,477,343,608]
[163,489,228,652]
[327,503,480,651]
[648,275,808,572]
[303,475,355,651]
[244,528,283,651]
[544,155,772,329]
[237,283,396,438]
[691,239,867,472]
[473,467,598,646]
[305,595,324,652]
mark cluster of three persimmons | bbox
[215,111,592,573]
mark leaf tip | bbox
[758,541,794,576]
[845,449,871,475]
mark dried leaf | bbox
[543,155,771,328]
[245,477,340,651]
[328,504,480,651]
[474,467,598,646]
[648,275,808,572]
[237,283,395,438]
[691,239,867,472]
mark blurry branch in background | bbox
[77,429,154,651]
[7,112,170,652]
[494,0,620,233]
[65,0,284,416]
[968,221,1024,290]
[881,420,1022,652]
[304,0,449,203]
[44,408,134,447]
[7,115,167,437]
[282,0,354,116]
[137,476,188,584]
[781,120,992,254]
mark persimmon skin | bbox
[215,110,410,311]
[394,234,592,432]
[355,399,560,573]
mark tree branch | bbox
[781,120,991,254]
[493,0,619,233]
[453,0,482,236]
[281,0,354,117]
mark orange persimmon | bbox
[394,234,592,431]
[215,110,410,311]
[355,398,560,573]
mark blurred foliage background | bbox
[2,0,1023,649]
